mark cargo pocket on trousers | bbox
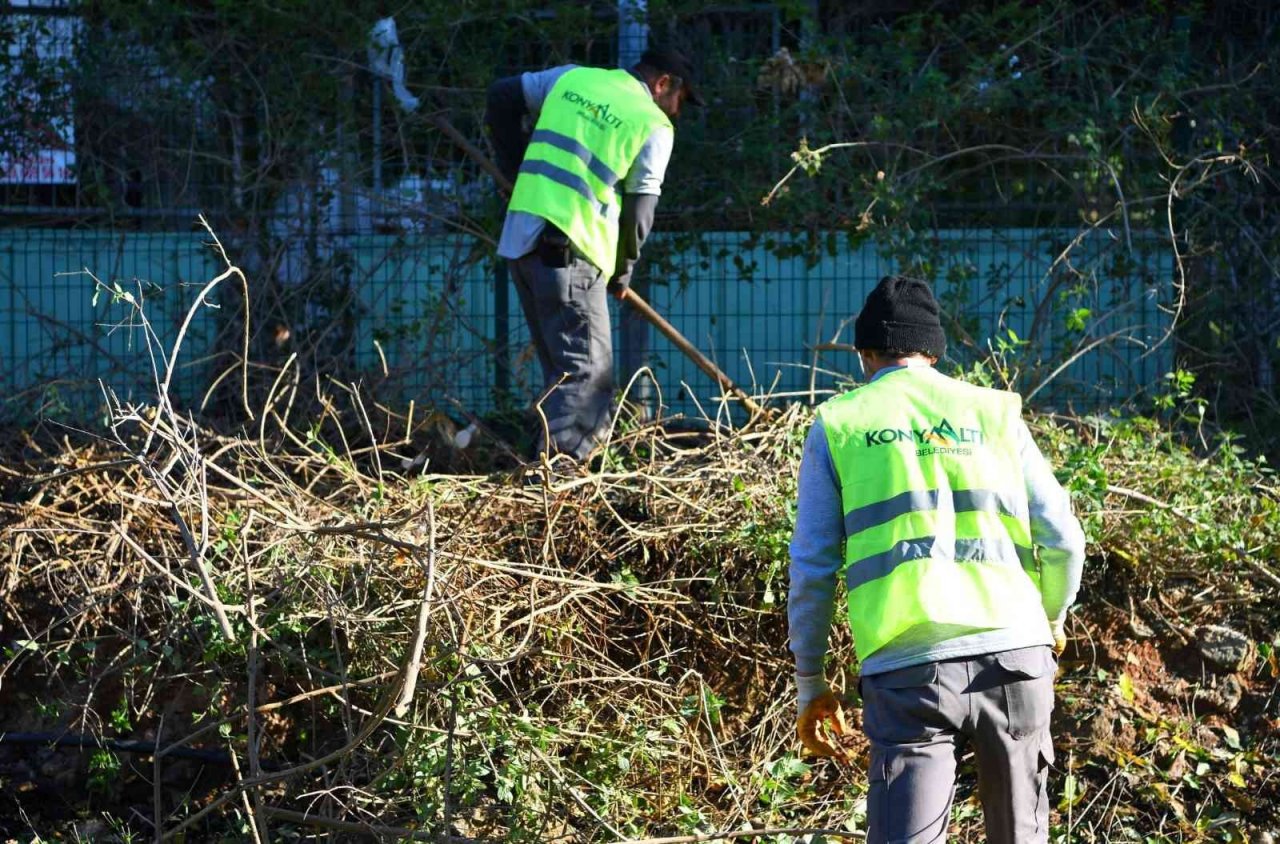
[995,647,1055,740]
[861,662,941,744]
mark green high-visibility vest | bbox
[818,366,1049,660]
[507,67,671,277]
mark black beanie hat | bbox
[854,275,947,358]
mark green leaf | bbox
[1065,307,1092,332]
[1221,724,1241,750]
[1117,671,1135,703]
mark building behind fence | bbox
[0,2,1180,426]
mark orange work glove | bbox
[796,675,852,762]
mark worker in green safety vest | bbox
[788,275,1086,843]
[485,48,701,463]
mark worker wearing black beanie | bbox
[790,274,1086,844]
[853,275,947,359]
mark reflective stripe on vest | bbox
[529,128,622,186]
[818,367,1047,660]
[507,68,670,276]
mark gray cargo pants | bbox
[860,646,1057,844]
[509,252,612,461]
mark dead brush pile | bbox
[0,392,823,842]
[1,392,1278,842]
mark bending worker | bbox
[788,275,1086,843]
[485,47,701,462]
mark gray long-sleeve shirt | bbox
[787,363,1086,677]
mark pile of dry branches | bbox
[4,371,1280,841]
[0,225,863,842]
[1,364,862,841]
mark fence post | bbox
[494,258,510,401]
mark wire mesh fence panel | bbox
[0,229,222,422]
[631,227,1172,419]
[0,224,1172,425]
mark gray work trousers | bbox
[618,274,653,415]
[509,252,612,461]
[860,646,1057,844]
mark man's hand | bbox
[797,691,851,760]
[607,277,630,300]
[1051,619,1067,657]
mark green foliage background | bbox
[10,1,1256,439]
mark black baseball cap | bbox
[639,46,704,106]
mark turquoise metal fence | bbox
[0,226,1171,425]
